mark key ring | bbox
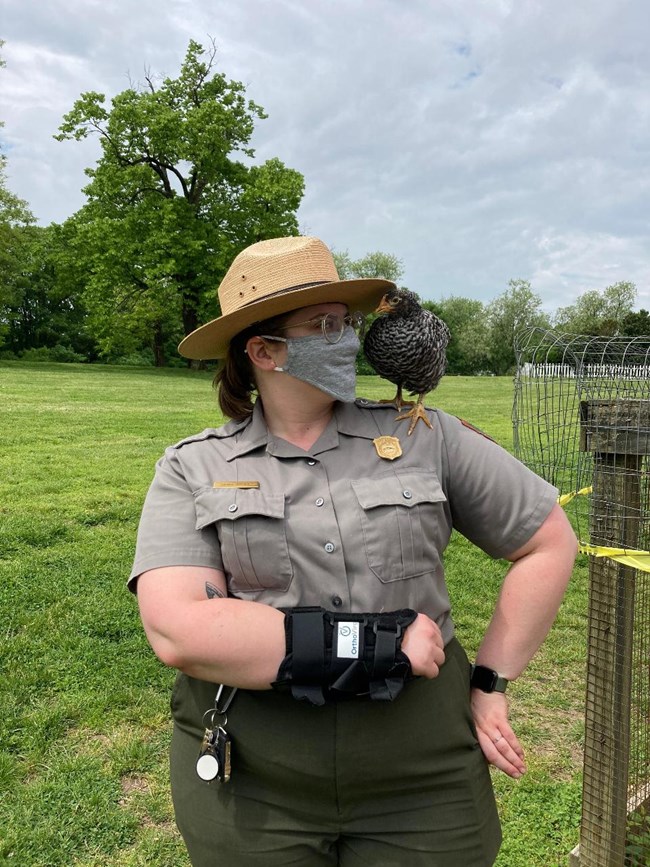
[202,707,222,728]
[202,684,238,730]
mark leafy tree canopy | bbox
[554,281,637,336]
[333,250,403,282]
[55,39,304,364]
[335,249,405,375]
[621,308,650,338]
[0,223,96,359]
[431,296,491,375]
[486,279,550,375]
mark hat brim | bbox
[178,278,395,360]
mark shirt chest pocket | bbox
[194,488,293,593]
[351,471,447,583]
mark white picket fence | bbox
[520,363,650,380]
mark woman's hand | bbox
[401,613,446,678]
[470,689,526,779]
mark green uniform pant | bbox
[170,637,501,866]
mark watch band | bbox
[470,664,509,693]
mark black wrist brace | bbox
[272,607,417,706]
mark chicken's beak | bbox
[375,296,394,314]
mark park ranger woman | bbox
[129,235,577,866]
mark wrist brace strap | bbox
[272,607,417,706]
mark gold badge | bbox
[213,481,260,489]
[373,436,402,460]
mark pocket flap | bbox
[351,471,445,510]
[194,488,286,530]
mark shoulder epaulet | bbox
[355,398,396,409]
[171,429,220,449]
[456,417,496,443]
[171,418,250,450]
[355,398,437,413]
[354,397,437,411]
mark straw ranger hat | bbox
[178,236,396,359]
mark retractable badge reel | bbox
[196,684,237,783]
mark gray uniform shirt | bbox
[130,399,557,644]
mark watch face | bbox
[472,665,498,692]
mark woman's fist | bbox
[401,613,445,678]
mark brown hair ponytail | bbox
[212,312,293,421]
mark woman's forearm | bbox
[179,598,288,687]
[138,573,444,689]
[138,567,288,688]
[475,505,578,680]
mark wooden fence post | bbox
[577,399,647,866]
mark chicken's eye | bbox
[389,297,401,307]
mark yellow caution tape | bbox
[557,486,593,507]
[577,544,650,573]
[557,487,650,572]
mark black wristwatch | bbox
[470,664,509,694]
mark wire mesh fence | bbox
[514,329,650,866]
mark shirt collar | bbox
[225,401,271,460]
[226,398,381,461]
[334,399,386,440]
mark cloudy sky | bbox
[1,0,649,311]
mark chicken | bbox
[363,287,450,435]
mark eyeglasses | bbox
[266,311,365,345]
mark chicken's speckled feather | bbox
[363,288,450,397]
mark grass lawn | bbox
[0,362,588,866]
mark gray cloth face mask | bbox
[268,326,360,403]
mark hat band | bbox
[237,280,331,311]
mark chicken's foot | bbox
[376,386,415,411]
[395,397,433,435]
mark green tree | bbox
[621,308,650,337]
[56,39,304,364]
[486,279,549,375]
[0,215,35,352]
[332,250,404,374]
[333,250,403,282]
[433,296,490,375]
[2,223,96,359]
[603,281,637,326]
[554,281,636,335]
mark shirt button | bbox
[331,595,343,607]
[307,460,316,466]
[403,490,412,499]
[324,542,335,553]
[315,497,325,507]
[228,503,238,512]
